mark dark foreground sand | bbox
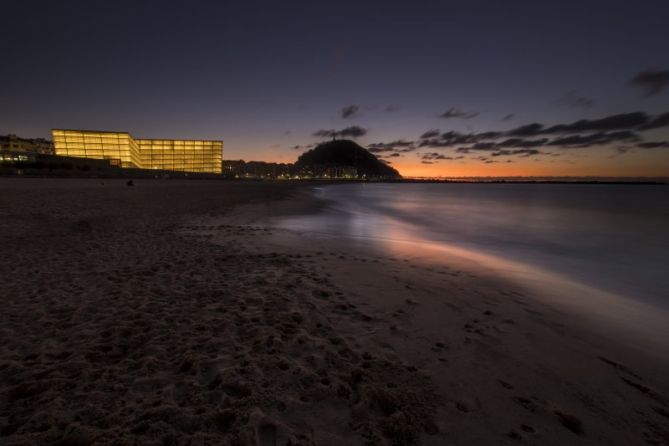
[1,179,668,445]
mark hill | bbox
[295,140,401,179]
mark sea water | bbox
[271,183,669,308]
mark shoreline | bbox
[204,184,669,360]
[190,184,669,443]
[2,178,668,445]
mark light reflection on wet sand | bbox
[266,185,669,359]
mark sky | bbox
[2,0,669,177]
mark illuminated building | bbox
[51,129,222,173]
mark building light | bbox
[51,129,222,174]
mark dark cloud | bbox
[291,144,315,150]
[419,131,503,148]
[341,105,360,119]
[367,140,417,156]
[420,129,440,139]
[412,111,669,157]
[637,141,669,149]
[491,149,542,157]
[501,114,514,122]
[497,138,549,148]
[439,108,479,119]
[507,113,650,136]
[471,131,503,140]
[454,139,548,154]
[455,143,497,153]
[421,161,434,164]
[313,126,367,139]
[639,111,669,130]
[338,125,367,138]
[385,104,400,112]
[421,152,454,160]
[544,113,649,133]
[368,140,414,149]
[558,91,595,108]
[508,123,544,137]
[546,131,639,147]
[309,110,668,165]
[627,69,669,96]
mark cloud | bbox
[546,131,639,147]
[291,144,315,150]
[639,111,669,130]
[452,131,637,152]
[501,114,514,121]
[491,149,542,157]
[385,104,400,112]
[410,111,669,159]
[637,141,669,149]
[507,112,650,136]
[422,152,454,160]
[497,138,549,148]
[419,131,503,148]
[341,105,361,119]
[420,129,440,139]
[312,110,668,165]
[368,140,415,149]
[439,108,479,119]
[558,91,595,108]
[313,126,367,139]
[338,125,367,138]
[627,69,669,96]
[420,152,462,162]
[544,113,649,133]
[507,123,544,137]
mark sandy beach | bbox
[1,178,668,445]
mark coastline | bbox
[1,178,668,445]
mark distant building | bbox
[0,134,54,155]
[222,160,293,179]
[222,160,248,177]
[222,159,358,179]
[52,129,223,174]
[293,164,358,179]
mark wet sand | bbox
[1,178,668,445]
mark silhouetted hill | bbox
[295,140,401,179]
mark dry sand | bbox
[1,178,668,445]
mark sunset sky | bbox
[2,0,669,177]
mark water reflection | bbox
[273,183,669,307]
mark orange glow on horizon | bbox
[390,158,669,178]
[233,144,669,178]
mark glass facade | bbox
[52,129,222,173]
[137,139,221,173]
